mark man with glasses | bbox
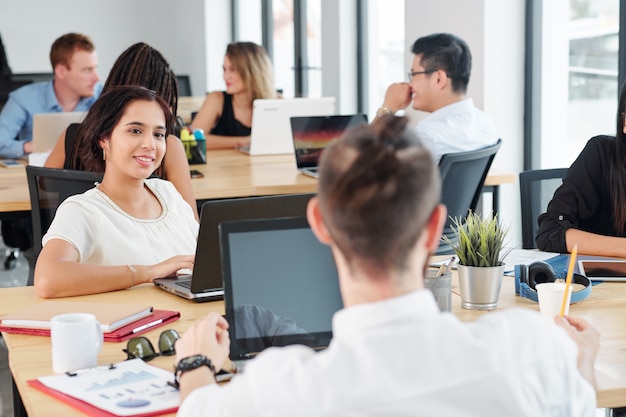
[375,32,497,163]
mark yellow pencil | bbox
[560,244,578,317]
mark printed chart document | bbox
[30,359,178,417]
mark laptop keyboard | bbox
[175,280,192,289]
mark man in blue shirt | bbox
[0,33,102,158]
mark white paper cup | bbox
[51,313,103,373]
[536,282,573,319]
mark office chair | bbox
[519,168,568,249]
[25,166,103,285]
[437,139,502,255]
[176,74,192,96]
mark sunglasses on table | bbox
[123,329,180,361]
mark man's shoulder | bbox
[9,81,51,98]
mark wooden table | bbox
[0,152,513,215]
[0,151,318,215]
[448,268,626,409]
[177,96,205,124]
[1,269,625,415]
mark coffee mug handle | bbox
[94,320,104,354]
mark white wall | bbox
[0,0,208,96]
[405,0,526,247]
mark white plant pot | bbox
[457,264,505,310]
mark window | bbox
[363,0,405,117]
[530,0,620,169]
[234,0,322,98]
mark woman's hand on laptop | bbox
[143,254,195,283]
[235,136,251,150]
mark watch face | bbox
[177,355,206,371]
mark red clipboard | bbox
[28,379,178,417]
[0,309,180,342]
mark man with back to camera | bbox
[375,32,498,163]
[0,32,101,158]
[172,115,599,416]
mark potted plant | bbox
[442,211,510,310]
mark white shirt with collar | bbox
[414,98,498,163]
[178,290,595,417]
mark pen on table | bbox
[443,256,457,275]
[559,245,578,317]
[132,319,163,334]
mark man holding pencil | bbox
[174,116,600,416]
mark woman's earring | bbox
[102,149,106,161]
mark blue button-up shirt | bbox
[0,80,102,157]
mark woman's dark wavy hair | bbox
[68,43,177,174]
[611,82,626,233]
[73,85,173,173]
[317,115,441,274]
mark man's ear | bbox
[434,70,450,91]
[307,197,333,245]
[424,204,447,252]
[54,63,68,79]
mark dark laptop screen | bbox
[291,114,368,168]
[219,217,343,359]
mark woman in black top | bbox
[536,83,626,257]
[191,42,276,150]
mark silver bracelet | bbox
[127,265,136,288]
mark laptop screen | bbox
[291,114,368,168]
[219,217,343,360]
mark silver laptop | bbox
[219,216,343,370]
[290,114,368,178]
[238,97,336,156]
[153,193,314,302]
[32,112,86,153]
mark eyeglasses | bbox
[123,329,180,361]
[407,69,437,82]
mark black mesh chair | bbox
[176,74,192,96]
[519,168,568,249]
[25,166,103,285]
[437,139,502,254]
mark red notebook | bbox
[0,309,180,342]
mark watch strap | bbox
[172,354,217,389]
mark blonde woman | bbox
[191,42,276,150]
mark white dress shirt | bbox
[178,290,595,417]
[415,98,498,163]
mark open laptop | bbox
[32,112,86,153]
[219,216,343,370]
[153,193,314,302]
[238,97,336,156]
[291,114,368,178]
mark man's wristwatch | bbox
[376,105,392,117]
[173,354,216,388]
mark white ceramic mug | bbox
[536,282,573,319]
[51,313,103,373]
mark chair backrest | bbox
[519,168,568,249]
[26,166,103,258]
[437,139,502,254]
[176,74,192,96]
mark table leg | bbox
[12,376,27,417]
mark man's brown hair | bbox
[317,115,441,274]
[49,33,95,69]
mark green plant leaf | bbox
[441,211,509,267]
